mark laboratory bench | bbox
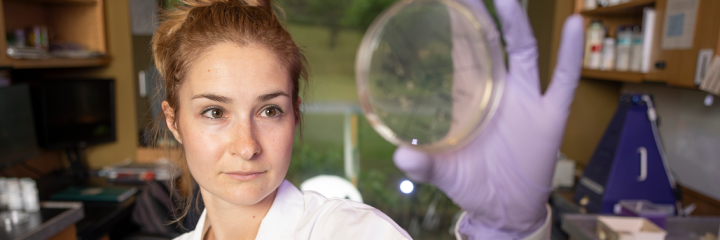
[68,176,142,240]
[4,174,143,240]
[75,196,137,240]
[550,188,720,240]
[562,214,720,240]
[1,202,83,240]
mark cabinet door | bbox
[645,0,720,88]
[0,1,11,66]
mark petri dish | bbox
[355,0,505,153]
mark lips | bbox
[224,171,266,181]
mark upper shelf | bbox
[5,0,97,5]
[581,69,644,83]
[581,0,656,16]
[4,57,111,69]
[581,69,701,89]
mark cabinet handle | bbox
[637,147,647,181]
[655,61,666,69]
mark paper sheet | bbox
[661,0,700,50]
[700,56,720,95]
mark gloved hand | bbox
[393,0,584,239]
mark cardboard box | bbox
[596,216,667,240]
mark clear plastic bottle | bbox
[601,38,615,71]
[0,178,7,210]
[584,20,605,69]
[630,25,644,72]
[598,0,610,7]
[20,178,39,212]
[615,26,632,71]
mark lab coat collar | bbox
[191,180,304,240]
[256,180,305,239]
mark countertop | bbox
[1,201,84,240]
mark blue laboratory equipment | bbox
[574,94,676,214]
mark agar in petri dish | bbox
[355,0,506,153]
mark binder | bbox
[51,186,138,202]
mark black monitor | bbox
[31,79,116,149]
[0,84,39,168]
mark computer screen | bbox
[0,84,39,168]
[32,79,116,149]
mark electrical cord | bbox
[642,94,684,216]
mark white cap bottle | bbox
[615,26,632,71]
[585,0,597,10]
[584,20,606,69]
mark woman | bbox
[153,0,584,239]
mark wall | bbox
[562,80,622,166]
[623,83,720,201]
[83,0,137,168]
[527,0,555,90]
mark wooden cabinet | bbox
[644,0,720,88]
[575,0,720,88]
[0,0,110,69]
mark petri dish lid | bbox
[355,0,505,153]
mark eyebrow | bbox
[191,91,289,103]
[192,94,233,103]
[258,91,290,102]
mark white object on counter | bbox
[20,178,39,212]
[553,155,576,189]
[0,177,7,210]
[6,178,22,211]
[616,26,632,71]
[597,216,667,240]
[601,38,616,71]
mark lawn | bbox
[284,24,459,239]
[285,22,406,183]
[285,23,401,195]
[286,24,362,103]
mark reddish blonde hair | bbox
[151,0,307,223]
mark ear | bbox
[295,97,302,127]
[162,101,183,144]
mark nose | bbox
[230,120,261,160]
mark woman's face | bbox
[164,43,296,206]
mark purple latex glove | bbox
[393,0,584,239]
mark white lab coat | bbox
[173,180,550,240]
